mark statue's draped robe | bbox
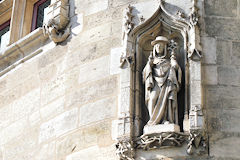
[143,57,181,125]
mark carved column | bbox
[115,5,135,160]
[187,0,207,155]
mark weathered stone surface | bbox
[84,7,123,30]
[110,47,122,75]
[39,108,78,143]
[218,66,240,86]
[143,124,180,134]
[190,61,201,81]
[109,0,135,8]
[37,45,67,70]
[232,41,240,65]
[3,127,39,160]
[136,143,189,160]
[0,104,12,129]
[76,0,108,16]
[191,80,202,105]
[78,56,110,84]
[72,23,112,46]
[79,97,117,126]
[0,75,40,107]
[33,141,56,160]
[40,74,66,106]
[11,88,40,122]
[40,96,65,121]
[65,76,118,108]
[39,64,58,83]
[207,108,240,133]
[216,39,231,65]
[0,118,28,145]
[201,36,216,64]
[71,14,83,35]
[66,38,112,70]
[29,111,41,126]
[56,121,112,159]
[205,17,240,40]
[205,0,237,17]
[66,145,117,160]
[210,136,240,159]
[205,86,240,110]
[203,65,218,85]
[133,0,160,25]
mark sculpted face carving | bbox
[154,43,165,56]
[143,36,182,127]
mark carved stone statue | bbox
[143,36,182,127]
[43,19,70,44]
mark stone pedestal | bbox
[143,124,180,135]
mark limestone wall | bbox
[0,0,239,160]
[203,0,240,159]
[0,0,125,159]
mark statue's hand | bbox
[171,58,178,69]
[148,53,154,66]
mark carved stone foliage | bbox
[43,0,70,43]
[136,132,187,150]
[115,138,134,160]
[187,130,207,155]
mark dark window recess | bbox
[0,20,10,49]
[31,0,51,31]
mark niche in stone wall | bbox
[115,1,207,158]
[133,21,187,136]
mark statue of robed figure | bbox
[143,36,182,127]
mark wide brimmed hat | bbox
[151,36,168,46]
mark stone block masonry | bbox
[0,0,239,159]
[203,0,240,159]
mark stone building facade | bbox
[0,0,239,160]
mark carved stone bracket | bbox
[187,130,207,155]
[136,132,188,150]
[43,0,70,43]
[115,138,134,160]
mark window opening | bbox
[31,0,51,31]
[0,20,10,51]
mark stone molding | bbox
[0,28,48,76]
[116,0,206,158]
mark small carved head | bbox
[151,36,168,56]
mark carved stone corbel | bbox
[187,130,207,155]
[43,0,70,43]
[115,138,134,160]
[136,132,187,150]
[187,105,207,155]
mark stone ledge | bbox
[0,28,49,77]
[0,0,12,14]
